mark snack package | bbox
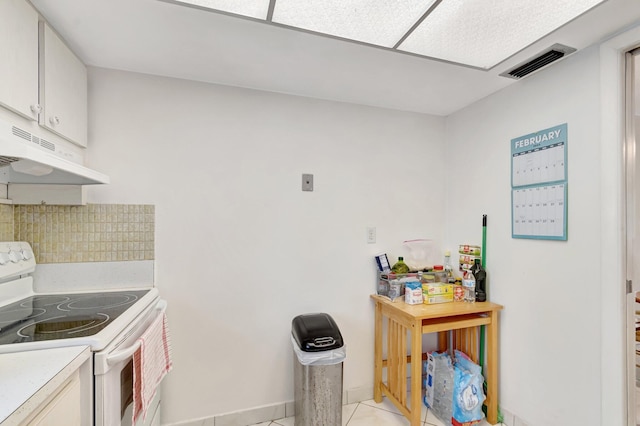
[452,351,486,426]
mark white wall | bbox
[85,68,446,423]
[445,46,603,426]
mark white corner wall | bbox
[85,68,446,424]
[445,46,604,426]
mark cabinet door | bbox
[0,0,40,120]
[27,371,82,426]
[40,22,88,147]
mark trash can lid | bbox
[291,313,344,352]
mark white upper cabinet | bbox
[40,22,88,147]
[0,1,88,148]
[0,0,40,121]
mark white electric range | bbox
[0,241,165,426]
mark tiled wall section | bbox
[14,204,154,263]
[0,205,13,241]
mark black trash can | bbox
[291,313,346,426]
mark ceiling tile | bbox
[172,0,270,19]
[398,0,605,69]
[272,0,437,48]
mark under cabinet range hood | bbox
[0,118,109,185]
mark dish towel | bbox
[133,312,173,424]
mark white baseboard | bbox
[500,407,515,426]
[162,385,376,426]
[345,385,374,404]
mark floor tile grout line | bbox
[344,402,359,425]
[264,399,508,426]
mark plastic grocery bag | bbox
[291,336,346,366]
[452,350,485,426]
[423,352,454,425]
[454,350,483,376]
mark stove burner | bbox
[0,308,46,324]
[66,294,138,310]
[17,313,110,337]
[0,290,149,345]
[21,295,70,307]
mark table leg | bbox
[410,320,422,426]
[486,311,499,424]
[374,302,383,403]
[437,331,448,352]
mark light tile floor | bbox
[250,397,505,426]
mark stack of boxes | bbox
[458,244,481,273]
[421,272,453,304]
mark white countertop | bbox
[0,345,91,425]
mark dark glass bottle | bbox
[471,258,486,302]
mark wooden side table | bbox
[370,295,504,426]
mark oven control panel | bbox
[0,242,36,279]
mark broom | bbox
[479,214,503,423]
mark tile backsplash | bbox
[0,205,13,241]
[12,204,154,263]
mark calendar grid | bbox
[511,124,568,240]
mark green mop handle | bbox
[480,214,487,372]
[481,215,487,268]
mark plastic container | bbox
[292,313,346,426]
[421,273,436,283]
[403,239,435,271]
[432,265,447,283]
[377,272,420,301]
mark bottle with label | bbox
[444,250,453,282]
[471,258,486,302]
[391,256,410,274]
[462,270,476,303]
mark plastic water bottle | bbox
[462,270,476,303]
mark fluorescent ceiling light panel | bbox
[398,0,605,69]
[272,0,438,48]
[171,0,270,19]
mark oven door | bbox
[94,299,166,426]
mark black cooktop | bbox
[0,290,149,345]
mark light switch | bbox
[367,227,376,244]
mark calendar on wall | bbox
[511,124,568,240]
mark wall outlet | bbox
[366,227,376,244]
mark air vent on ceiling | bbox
[500,44,576,79]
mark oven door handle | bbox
[107,341,142,365]
[106,301,166,366]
